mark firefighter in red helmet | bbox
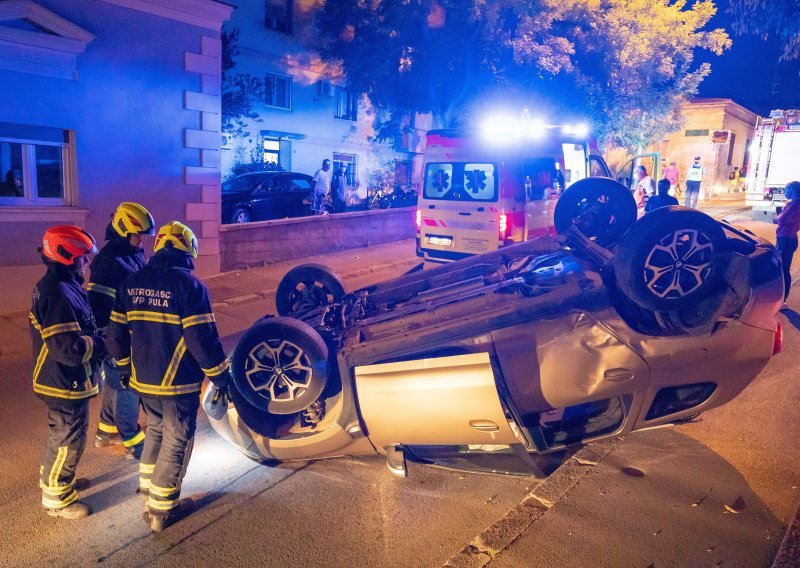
[31,225,106,519]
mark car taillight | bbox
[415,208,421,232]
[773,320,783,355]
[498,212,508,240]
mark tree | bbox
[315,0,730,150]
[729,0,800,60]
[221,29,264,139]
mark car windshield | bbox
[424,162,498,202]
[222,175,260,194]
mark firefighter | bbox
[107,221,231,531]
[88,202,154,459]
[31,225,106,519]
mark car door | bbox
[491,313,651,451]
[287,174,313,217]
[249,175,277,221]
[613,153,660,192]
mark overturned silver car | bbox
[203,178,783,476]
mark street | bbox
[0,206,798,568]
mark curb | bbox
[772,501,800,568]
[212,257,420,308]
[444,439,621,568]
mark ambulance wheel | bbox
[614,206,726,312]
[230,317,328,415]
[275,263,346,317]
[554,178,637,245]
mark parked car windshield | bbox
[222,175,264,194]
[424,162,498,202]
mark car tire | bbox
[614,206,726,312]
[275,263,346,317]
[230,316,329,415]
[553,177,637,245]
[232,208,251,224]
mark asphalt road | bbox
[0,206,797,567]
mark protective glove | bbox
[210,367,233,404]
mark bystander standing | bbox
[773,181,800,309]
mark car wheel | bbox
[614,206,726,312]
[232,208,251,223]
[553,177,637,245]
[275,263,346,317]
[230,316,328,415]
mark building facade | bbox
[0,0,232,313]
[221,0,423,207]
[649,98,759,193]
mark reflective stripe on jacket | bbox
[87,228,146,329]
[107,249,228,397]
[30,263,105,402]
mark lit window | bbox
[335,88,358,121]
[0,124,70,205]
[265,73,291,109]
[263,138,280,165]
[265,0,293,34]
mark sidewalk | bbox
[0,239,420,359]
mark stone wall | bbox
[219,208,416,271]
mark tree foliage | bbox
[315,0,730,150]
[729,0,800,60]
[221,29,264,139]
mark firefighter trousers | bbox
[97,359,145,447]
[40,400,89,510]
[138,395,199,516]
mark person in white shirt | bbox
[311,159,332,214]
[634,165,655,208]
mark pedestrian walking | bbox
[773,181,800,309]
[107,221,231,531]
[728,167,741,193]
[31,225,105,519]
[684,156,705,208]
[644,179,679,214]
[331,164,348,213]
[663,161,681,197]
[88,202,154,459]
[311,159,332,215]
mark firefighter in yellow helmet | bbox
[107,221,230,531]
[87,203,154,459]
[31,225,104,519]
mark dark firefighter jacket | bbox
[87,225,146,329]
[29,260,106,402]
[107,248,228,397]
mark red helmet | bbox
[41,225,98,265]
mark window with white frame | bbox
[335,88,358,121]
[265,0,293,34]
[265,73,291,109]
[0,123,70,206]
[263,138,280,165]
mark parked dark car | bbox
[204,178,783,477]
[221,172,314,224]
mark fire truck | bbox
[745,109,800,214]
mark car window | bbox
[424,162,498,202]
[252,176,275,196]
[222,175,257,194]
[290,176,312,191]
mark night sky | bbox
[697,0,800,116]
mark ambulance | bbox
[416,125,611,262]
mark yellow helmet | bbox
[112,202,155,238]
[153,221,198,259]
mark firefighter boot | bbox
[94,430,122,448]
[45,501,91,520]
[149,498,194,532]
[124,442,144,461]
